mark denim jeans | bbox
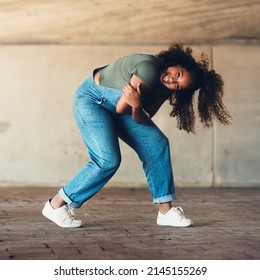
[59,72,176,208]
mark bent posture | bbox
[42,44,232,228]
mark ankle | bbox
[159,202,172,214]
[50,195,66,209]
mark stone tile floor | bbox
[0,187,259,260]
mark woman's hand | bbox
[116,76,150,123]
[122,83,142,109]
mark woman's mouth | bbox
[161,74,169,83]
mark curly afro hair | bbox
[157,44,232,133]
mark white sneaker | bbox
[157,206,193,227]
[42,200,82,228]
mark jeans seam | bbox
[143,147,159,200]
[68,98,107,204]
[75,97,105,167]
[144,138,174,202]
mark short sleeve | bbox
[131,60,160,88]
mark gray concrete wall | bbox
[0,0,259,188]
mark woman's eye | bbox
[177,72,181,78]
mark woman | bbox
[42,44,232,228]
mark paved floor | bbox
[0,187,259,260]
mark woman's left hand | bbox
[122,83,142,109]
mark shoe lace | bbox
[175,206,185,218]
[65,205,77,220]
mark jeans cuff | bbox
[153,193,176,204]
[58,188,81,209]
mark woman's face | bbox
[160,66,192,91]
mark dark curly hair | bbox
[157,44,232,133]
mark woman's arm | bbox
[116,74,150,123]
[122,82,151,123]
[116,74,148,114]
[116,74,167,123]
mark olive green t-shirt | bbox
[98,53,172,104]
[99,54,161,90]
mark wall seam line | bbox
[210,46,216,188]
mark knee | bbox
[154,134,170,155]
[161,134,169,146]
[101,154,121,173]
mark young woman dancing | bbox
[42,44,232,228]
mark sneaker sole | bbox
[157,220,193,227]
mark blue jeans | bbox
[59,72,176,208]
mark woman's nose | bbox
[169,75,175,83]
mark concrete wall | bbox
[0,0,259,188]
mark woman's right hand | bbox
[122,83,142,109]
[116,74,150,122]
